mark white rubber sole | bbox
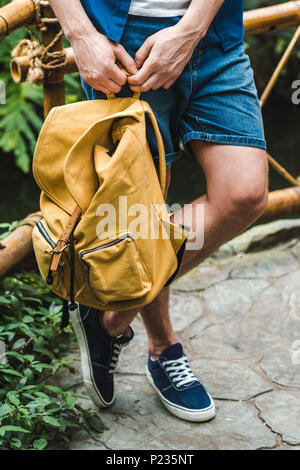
[69,303,114,409]
[146,366,216,422]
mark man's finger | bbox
[162,77,177,90]
[129,74,160,92]
[128,57,157,86]
[115,45,138,75]
[110,62,128,86]
[93,77,122,94]
[90,82,112,95]
[105,78,122,94]
[134,37,154,69]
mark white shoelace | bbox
[162,355,197,388]
[108,343,125,374]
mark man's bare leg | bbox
[101,143,268,345]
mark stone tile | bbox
[168,291,204,332]
[195,401,276,450]
[291,240,300,259]
[270,445,300,450]
[240,270,300,341]
[220,218,300,255]
[187,323,254,360]
[46,352,82,390]
[201,278,269,324]
[117,327,148,375]
[256,391,300,445]
[72,379,276,450]
[171,258,230,292]
[189,357,272,400]
[261,346,300,388]
[229,249,299,279]
[187,307,280,361]
[66,430,107,450]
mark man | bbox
[49,0,268,422]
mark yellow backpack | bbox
[32,93,188,313]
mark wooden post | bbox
[259,187,300,222]
[41,3,65,117]
[10,47,76,83]
[244,1,300,35]
[0,0,35,40]
[0,212,42,277]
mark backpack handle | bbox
[106,65,141,100]
[106,91,141,100]
[141,101,166,197]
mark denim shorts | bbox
[81,15,267,165]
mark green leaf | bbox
[58,417,67,432]
[23,315,34,323]
[0,368,23,378]
[10,438,22,449]
[23,368,34,383]
[33,439,48,450]
[44,385,63,395]
[42,416,60,428]
[7,392,20,406]
[12,338,26,350]
[0,404,14,417]
[0,425,30,436]
[65,395,76,409]
[87,415,105,433]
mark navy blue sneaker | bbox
[69,303,134,408]
[146,343,215,422]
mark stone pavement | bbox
[55,219,300,450]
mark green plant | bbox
[0,271,105,450]
[0,0,85,173]
[0,25,44,173]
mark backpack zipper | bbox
[80,233,133,267]
[36,221,56,249]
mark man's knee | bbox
[225,176,268,222]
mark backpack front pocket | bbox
[80,234,152,304]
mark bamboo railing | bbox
[0,0,300,275]
[7,1,300,85]
[1,0,300,41]
[0,0,35,39]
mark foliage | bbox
[0,0,85,173]
[0,219,40,241]
[0,26,43,173]
[0,270,105,450]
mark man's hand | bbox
[128,0,225,92]
[128,24,200,92]
[72,31,138,94]
[48,0,138,93]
